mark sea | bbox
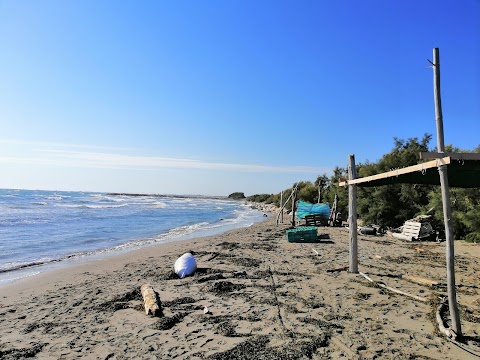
[0,189,265,286]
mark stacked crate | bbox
[286,227,318,243]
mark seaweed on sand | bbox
[96,288,143,312]
[0,342,46,359]
[150,313,189,331]
[206,333,330,360]
[207,281,246,294]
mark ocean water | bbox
[0,189,264,286]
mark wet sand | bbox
[0,213,479,359]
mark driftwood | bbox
[402,274,439,287]
[141,284,160,316]
[359,272,428,302]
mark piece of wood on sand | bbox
[359,272,428,302]
[402,274,439,287]
[141,283,160,316]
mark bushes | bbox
[246,193,275,203]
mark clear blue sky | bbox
[1,1,479,196]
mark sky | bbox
[0,1,479,196]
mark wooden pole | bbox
[280,191,284,223]
[432,47,462,337]
[291,186,297,228]
[348,155,358,273]
[276,189,295,225]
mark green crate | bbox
[286,227,318,243]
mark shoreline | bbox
[0,213,479,359]
[0,198,267,287]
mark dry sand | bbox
[0,213,479,359]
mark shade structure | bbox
[339,156,480,189]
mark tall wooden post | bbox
[433,47,462,337]
[291,188,297,228]
[348,155,358,273]
[280,191,284,223]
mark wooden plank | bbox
[338,157,452,187]
[402,274,439,287]
[305,214,327,226]
[420,152,480,160]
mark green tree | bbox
[296,181,317,203]
[356,134,433,228]
[426,145,480,241]
[228,192,246,199]
[314,174,329,203]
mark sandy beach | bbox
[1,213,479,359]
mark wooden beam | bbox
[338,157,452,187]
[420,152,480,160]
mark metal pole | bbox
[348,154,358,273]
[433,47,462,337]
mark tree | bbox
[228,192,246,199]
[356,134,433,228]
[426,145,480,241]
[314,174,329,203]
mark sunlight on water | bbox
[0,189,264,285]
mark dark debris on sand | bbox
[150,312,189,331]
[22,321,59,335]
[96,288,142,312]
[205,333,330,360]
[218,242,241,251]
[216,320,244,337]
[207,281,246,294]
[153,271,179,281]
[196,273,226,283]
[162,296,196,307]
[162,297,202,312]
[194,267,226,276]
[300,317,344,330]
[0,342,46,360]
[230,257,263,268]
